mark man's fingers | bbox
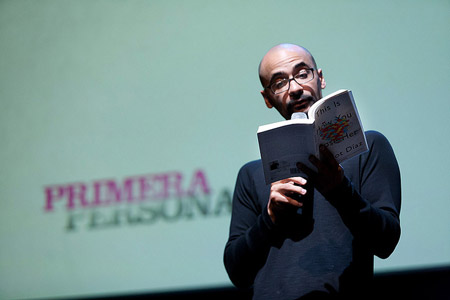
[278,183,306,195]
[297,162,315,180]
[272,192,303,207]
[269,176,310,212]
[277,177,307,186]
[319,144,339,169]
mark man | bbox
[224,44,401,299]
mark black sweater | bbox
[224,131,401,299]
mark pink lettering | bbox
[66,183,89,210]
[93,179,128,206]
[44,185,65,212]
[187,170,211,196]
[138,176,152,201]
[43,169,211,212]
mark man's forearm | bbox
[224,207,275,288]
[326,176,401,258]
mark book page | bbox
[311,90,368,163]
[257,117,313,132]
[308,89,348,121]
[258,124,316,184]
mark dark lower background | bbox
[83,266,449,300]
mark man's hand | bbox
[297,145,344,196]
[268,177,308,224]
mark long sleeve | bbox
[223,162,275,288]
[326,130,401,259]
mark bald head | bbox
[259,44,317,87]
[258,43,326,120]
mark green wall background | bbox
[1,0,449,298]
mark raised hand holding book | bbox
[257,89,368,184]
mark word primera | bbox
[44,169,211,212]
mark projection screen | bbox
[1,1,449,299]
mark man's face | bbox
[260,46,326,120]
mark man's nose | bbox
[289,78,303,96]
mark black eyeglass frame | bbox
[265,68,315,94]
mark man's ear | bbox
[317,68,326,89]
[261,90,273,108]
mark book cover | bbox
[257,89,368,184]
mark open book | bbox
[257,89,368,184]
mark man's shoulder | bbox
[238,159,263,176]
[365,130,387,141]
[241,159,262,169]
[365,130,393,149]
[236,159,266,185]
[342,130,396,172]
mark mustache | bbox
[287,97,314,111]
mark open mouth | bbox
[291,98,312,112]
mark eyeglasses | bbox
[266,68,315,94]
